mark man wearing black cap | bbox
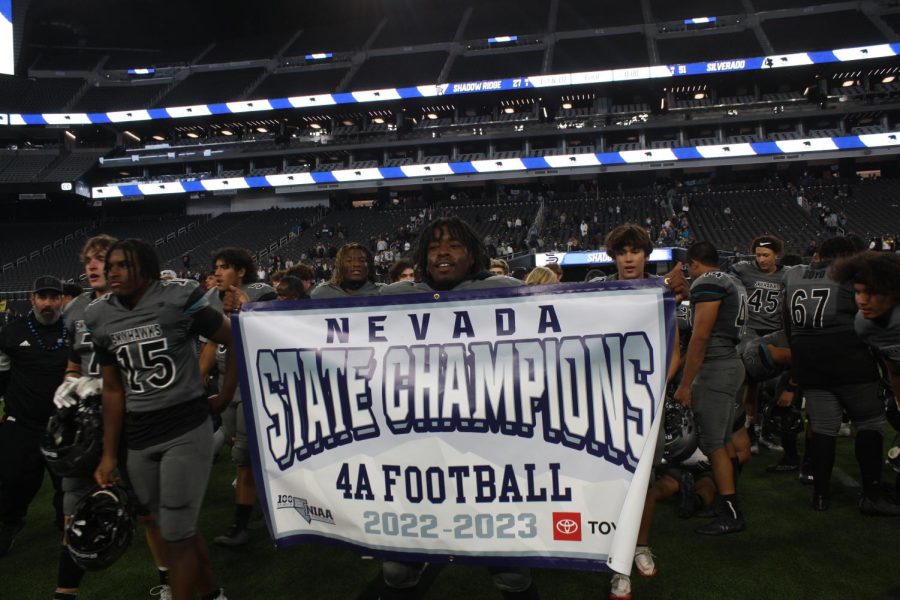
[0,276,70,556]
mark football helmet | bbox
[663,399,698,464]
[67,485,136,571]
[41,389,103,478]
[762,401,803,436]
[741,331,788,384]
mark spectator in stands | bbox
[311,244,379,298]
[203,272,216,291]
[489,259,509,277]
[388,259,416,283]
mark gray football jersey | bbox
[730,260,784,333]
[781,262,856,336]
[782,261,878,385]
[855,306,900,371]
[689,271,748,360]
[206,282,276,388]
[63,291,100,377]
[85,279,215,413]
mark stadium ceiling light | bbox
[426,113,438,120]
[372,117,385,124]
[503,107,515,114]
[123,130,140,142]
[561,102,572,109]
[221,129,233,136]
[256,126,268,133]
[694,92,706,99]
[883,75,896,83]
[309,123,322,129]
[842,80,855,87]
[64,130,76,140]
[341,119,354,126]
[151,134,165,141]
[186,132,200,139]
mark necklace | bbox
[26,312,68,352]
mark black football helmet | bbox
[41,391,103,478]
[663,399,698,464]
[67,485,136,571]
[762,401,803,436]
[741,331,788,384]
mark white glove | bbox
[72,377,103,401]
[53,376,81,409]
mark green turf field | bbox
[3,436,899,600]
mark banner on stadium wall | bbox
[233,280,675,573]
[536,248,675,267]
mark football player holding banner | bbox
[86,239,237,600]
[199,247,276,548]
[378,218,689,599]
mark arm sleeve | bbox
[182,286,209,316]
[189,306,225,339]
[93,343,116,367]
[258,291,277,302]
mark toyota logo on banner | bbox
[552,512,582,541]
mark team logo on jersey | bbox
[276,494,335,526]
[552,512,582,541]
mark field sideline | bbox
[3,434,899,600]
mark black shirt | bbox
[0,313,70,431]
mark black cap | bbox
[32,276,63,294]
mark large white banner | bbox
[234,280,675,573]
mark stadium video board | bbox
[0,0,12,75]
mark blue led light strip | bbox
[91,132,900,199]
[4,42,898,127]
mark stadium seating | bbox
[552,35,649,72]
[657,30,762,64]
[73,83,170,112]
[155,68,266,107]
[349,52,448,89]
[251,68,348,100]
[555,0,643,29]
[0,77,84,112]
[686,186,823,252]
[762,11,885,54]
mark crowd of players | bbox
[0,210,898,600]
